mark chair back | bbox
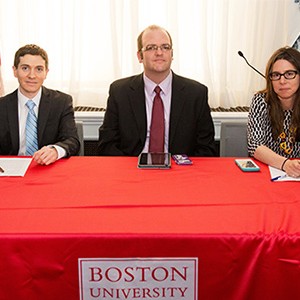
[220,120,248,157]
[75,121,84,156]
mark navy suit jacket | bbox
[0,86,80,156]
[98,72,216,156]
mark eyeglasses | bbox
[269,70,298,81]
[141,44,172,52]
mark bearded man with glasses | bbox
[248,46,300,178]
[98,24,216,157]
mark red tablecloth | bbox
[0,157,300,299]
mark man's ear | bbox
[12,66,18,78]
[137,50,143,62]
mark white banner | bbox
[78,257,198,300]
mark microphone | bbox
[238,51,265,78]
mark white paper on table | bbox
[269,166,300,182]
[0,158,32,177]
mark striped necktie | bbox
[25,100,38,155]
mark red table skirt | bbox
[1,156,300,299]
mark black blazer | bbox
[0,86,80,156]
[98,72,216,156]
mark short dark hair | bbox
[14,44,49,69]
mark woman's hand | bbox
[283,159,300,178]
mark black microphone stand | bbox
[238,51,265,78]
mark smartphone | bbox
[172,154,193,165]
[235,159,260,172]
[138,153,171,169]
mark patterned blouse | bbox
[247,93,300,158]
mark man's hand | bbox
[32,146,58,165]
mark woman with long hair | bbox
[248,47,300,177]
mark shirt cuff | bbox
[48,145,66,160]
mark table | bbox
[0,157,300,299]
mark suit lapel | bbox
[129,74,147,143]
[37,87,51,144]
[169,73,186,145]
[7,91,20,153]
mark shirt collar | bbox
[143,71,173,96]
[18,87,42,107]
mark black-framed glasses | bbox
[269,70,298,81]
[141,44,172,52]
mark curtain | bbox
[0,0,299,108]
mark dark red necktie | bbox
[149,86,164,153]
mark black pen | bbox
[271,174,287,181]
[0,166,4,173]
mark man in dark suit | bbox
[0,44,79,164]
[98,25,216,156]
